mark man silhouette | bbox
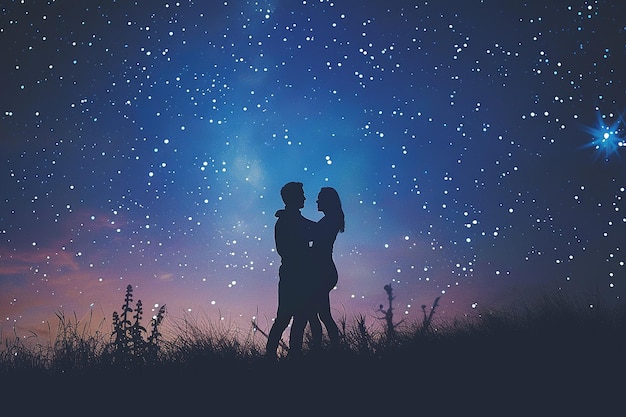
[265,181,320,358]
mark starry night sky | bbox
[2,0,626,340]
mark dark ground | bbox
[4,344,622,417]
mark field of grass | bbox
[1,287,624,417]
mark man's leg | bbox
[288,315,307,356]
[309,314,323,351]
[266,314,290,358]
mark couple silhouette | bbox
[265,182,345,359]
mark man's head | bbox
[280,182,305,209]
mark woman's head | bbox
[317,187,345,232]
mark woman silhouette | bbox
[310,186,344,348]
[288,186,344,354]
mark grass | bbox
[1,287,624,417]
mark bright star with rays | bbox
[583,111,625,160]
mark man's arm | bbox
[275,218,297,259]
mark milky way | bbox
[2,0,625,339]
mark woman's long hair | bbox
[319,187,345,233]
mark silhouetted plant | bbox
[111,285,165,366]
[251,318,289,353]
[146,304,167,360]
[51,310,106,370]
[350,313,373,354]
[0,330,43,371]
[420,296,441,335]
[377,283,404,346]
[130,299,146,356]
